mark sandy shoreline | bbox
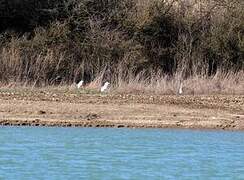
[0,89,243,130]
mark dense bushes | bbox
[0,0,243,85]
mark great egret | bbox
[77,80,84,89]
[101,82,110,92]
[178,82,183,95]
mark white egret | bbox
[77,80,84,89]
[178,82,183,95]
[101,82,110,92]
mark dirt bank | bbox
[0,88,243,130]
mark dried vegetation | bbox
[0,0,243,94]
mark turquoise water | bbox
[0,127,244,179]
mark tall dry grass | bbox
[90,68,244,95]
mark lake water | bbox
[0,127,244,179]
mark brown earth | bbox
[0,88,243,130]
